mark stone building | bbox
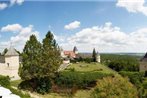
[0,46,20,80]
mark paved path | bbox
[58,63,69,71]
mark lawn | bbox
[66,62,116,74]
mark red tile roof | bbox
[64,51,76,58]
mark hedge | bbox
[54,71,113,88]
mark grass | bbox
[30,90,91,98]
[66,62,116,74]
[11,79,22,87]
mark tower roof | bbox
[73,46,78,52]
[5,46,19,56]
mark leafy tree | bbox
[92,48,97,62]
[91,76,138,98]
[41,31,62,78]
[19,35,42,80]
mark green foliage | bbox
[92,48,97,62]
[0,75,10,88]
[54,71,113,88]
[91,76,138,98]
[19,35,42,80]
[19,31,61,94]
[73,57,92,63]
[8,87,30,98]
[0,75,30,98]
[19,77,52,94]
[119,71,144,88]
[42,31,62,77]
[101,54,139,71]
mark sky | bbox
[0,0,147,53]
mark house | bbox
[61,46,78,64]
[0,46,20,80]
[140,53,147,71]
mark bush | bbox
[19,77,52,94]
[0,75,10,88]
[54,71,113,89]
[91,76,138,98]
[119,71,144,88]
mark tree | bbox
[2,48,8,55]
[41,31,62,78]
[92,48,97,62]
[19,35,42,80]
[91,76,138,98]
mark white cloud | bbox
[1,24,22,33]
[10,0,24,6]
[116,0,147,16]
[60,22,147,53]
[0,24,39,52]
[64,21,80,30]
[0,0,24,10]
[0,3,8,10]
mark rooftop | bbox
[5,47,19,56]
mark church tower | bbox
[73,46,78,54]
[96,51,101,63]
[5,46,19,67]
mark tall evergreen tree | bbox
[19,35,42,80]
[41,31,62,77]
[92,48,97,62]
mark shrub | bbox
[119,71,144,88]
[19,77,52,94]
[54,71,113,89]
[0,75,10,88]
[91,76,138,98]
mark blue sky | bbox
[1,0,147,53]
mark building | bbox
[96,52,101,63]
[5,46,19,67]
[0,46,20,80]
[61,46,78,64]
[140,53,147,71]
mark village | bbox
[0,32,147,98]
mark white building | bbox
[0,46,20,80]
[96,52,101,63]
[5,47,19,67]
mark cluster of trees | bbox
[101,54,139,71]
[19,31,62,94]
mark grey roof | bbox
[5,47,19,56]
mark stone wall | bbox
[0,63,20,80]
